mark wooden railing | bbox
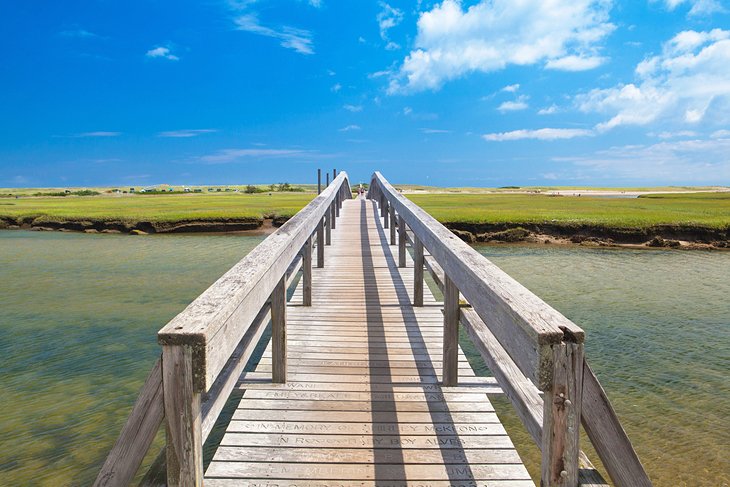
[93,173,352,487]
[368,172,652,487]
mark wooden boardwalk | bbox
[204,198,534,486]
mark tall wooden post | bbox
[541,342,584,486]
[330,201,336,230]
[302,236,312,306]
[380,196,386,218]
[317,169,321,194]
[442,275,459,386]
[389,206,396,245]
[162,345,203,487]
[326,173,330,187]
[398,216,407,268]
[317,217,325,267]
[325,212,331,245]
[414,236,424,306]
[335,193,340,217]
[271,276,287,383]
[383,201,389,228]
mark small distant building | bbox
[130,187,135,192]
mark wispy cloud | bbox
[339,125,361,132]
[651,0,725,16]
[538,104,559,115]
[421,128,451,134]
[331,83,342,92]
[200,148,314,164]
[233,14,314,54]
[501,84,520,93]
[377,2,404,50]
[483,128,593,141]
[498,95,530,112]
[59,29,100,39]
[146,46,179,61]
[343,104,363,112]
[158,129,217,138]
[75,131,121,138]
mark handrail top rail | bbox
[371,171,584,347]
[158,172,350,391]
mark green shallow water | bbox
[0,232,728,486]
[469,245,730,487]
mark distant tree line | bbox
[245,183,305,194]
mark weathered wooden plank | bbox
[205,461,530,481]
[211,446,522,464]
[233,398,493,412]
[218,432,517,449]
[92,358,164,487]
[226,420,508,435]
[205,480,535,487]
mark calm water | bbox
[1,232,728,486]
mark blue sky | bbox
[1,0,729,187]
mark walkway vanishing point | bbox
[94,172,652,487]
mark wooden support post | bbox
[162,345,203,487]
[383,201,389,228]
[335,193,340,217]
[302,236,312,306]
[326,173,330,187]
[271,276,287,383]
[380,196,386,218]
[325,211,331,245]
[317,169,321,194]
[414,236,424,306]
[389,206,396,245]
[330,201,336,230]
[541,342,585,487]
[317,217,324,268]
[398,215,407,268]
[442,275,459,386]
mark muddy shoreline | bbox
[1,216,728,249]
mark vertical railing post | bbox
[541,342,585,486]
[335,193,340,217]
[398,215,407,268]
[383,201,389,228]
[162,345,203,487]
[442,275,459,386]
[271,276,287,383]
[325,211,331,245]
[302,236,312,306]
[330,200,336,230]
[317,217,325,268]
[389,206,396,245]
[317,169,321,194]
[380,196,386,218]
[414,236,424,306]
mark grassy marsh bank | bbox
[1,189,728,246]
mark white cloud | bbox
[146,46,179,61]
[538,104,559,115]
[308,0,323,7]
[711,129,730,138]
[554,138,730,182]
[200,148,313,164]
[60,29,99,38]
[577,29,730,131]
[389,0,613,93]
[377,2,404,46]
[421,128,451,133]
[653,130,699,138]
[158,129,217,138]
[483,128,593,141]
[652,0,725,16]
[339,125,361,132]
[331,83,342,92]
[234,14,314,54]
[343,104,363,112]
[498,95,529,112]
[545,55,606,71]
[76,131,121,137]
[501,84,520,93]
